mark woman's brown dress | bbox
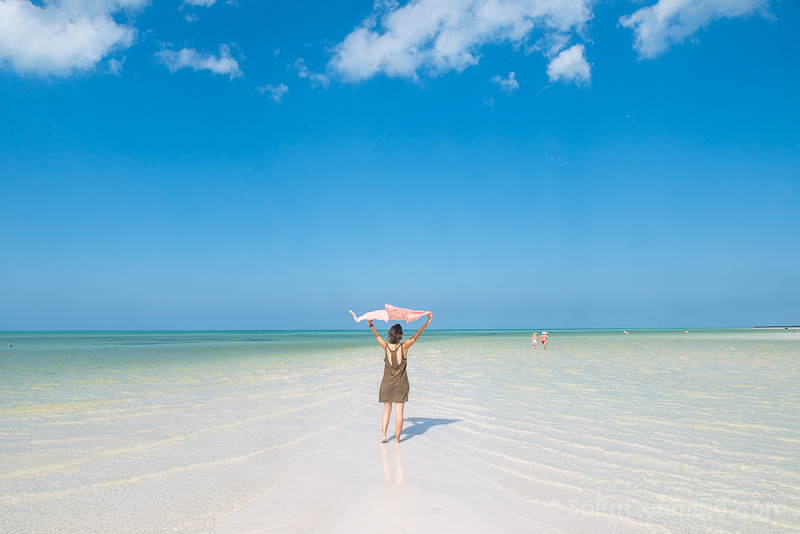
[379,342,409,403]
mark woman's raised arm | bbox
[403,313,432,351]
[368,320,387,349]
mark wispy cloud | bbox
[155,44,243,79]
[491,72,519,95]
[181,0,235,21]
[547,44,591,86]
[258,83,289,103]
[0,0,144,75]
[107,57,125,76]
[620,0,769,58]
[527,33,572,58]
[292,58,329,88]
[327,0,593,82]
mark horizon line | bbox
[2,326,799,334]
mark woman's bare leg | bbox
[381,403,392,443]
[395,403,404,443]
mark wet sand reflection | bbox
[381,443,404,484]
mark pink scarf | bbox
[350,304,430,323]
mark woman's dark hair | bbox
[388,324,403,344]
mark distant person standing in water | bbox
[541,332,548,349]
[368,313,433,444]
[532,332,538,348]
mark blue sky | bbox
[1,0,798,330]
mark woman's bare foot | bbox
[381,435,387,443]
[395,437,401,444]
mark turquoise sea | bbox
[1,329,799,532]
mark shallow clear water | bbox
[1,329,798,533]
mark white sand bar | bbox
[213,418,560,534]
[2,330,799,533]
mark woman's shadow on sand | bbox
[398,417,460,442]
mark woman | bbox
[368,312,432,443]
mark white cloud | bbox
[292,58,329,88]
[527,32,572,58]
[155,44,243,79]
[258,83,289,103]
[546,43,590,86]
[328,0,594,82]
[620,0,769,58]
[0,0,145,75]
[491,71,519,94]
[183,0,217,5]
[107,56,125,76]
